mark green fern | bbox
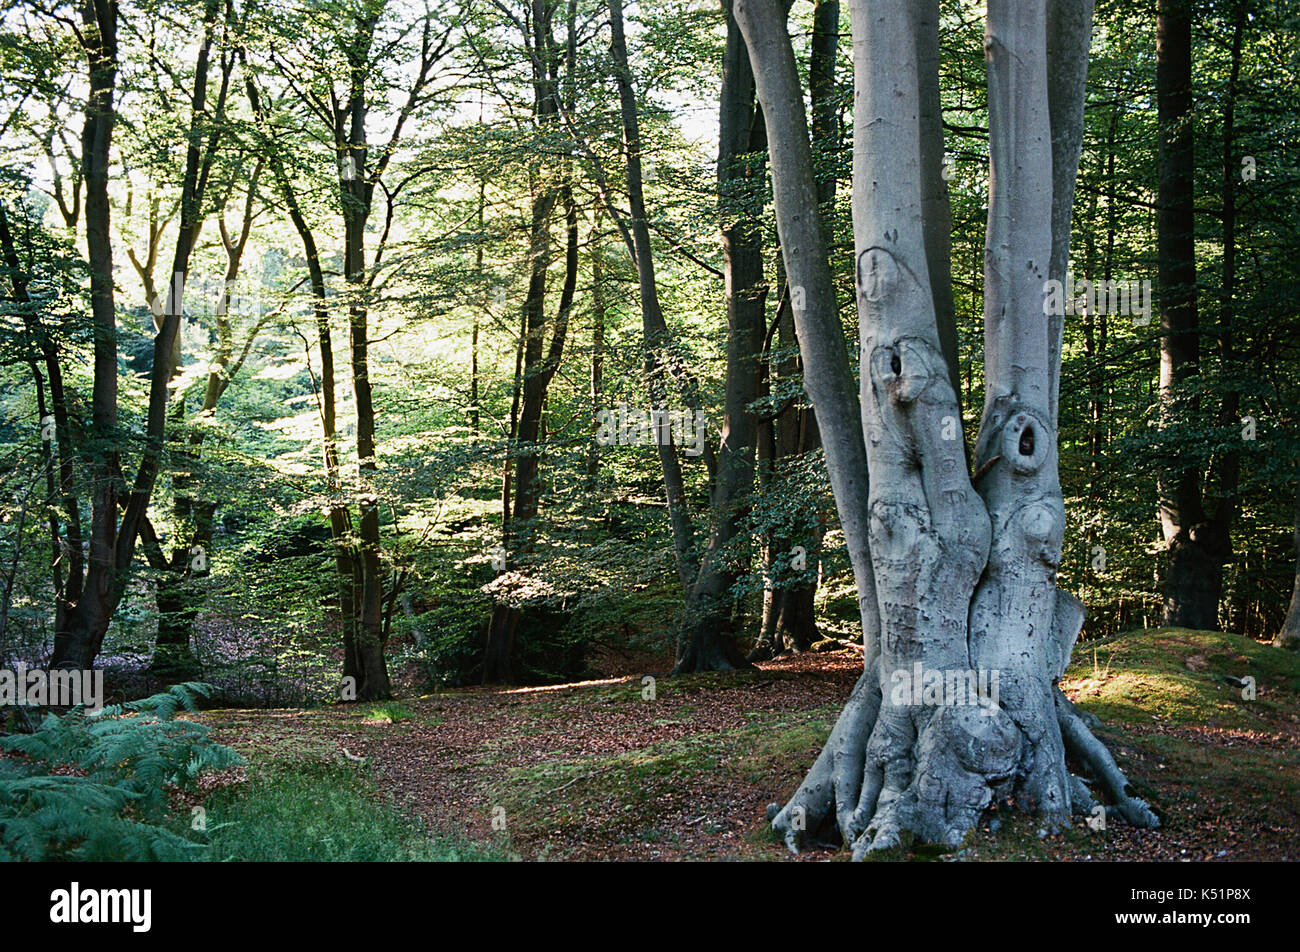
[0,683,243,861]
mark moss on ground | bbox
[1063,628,1300,729]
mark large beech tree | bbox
[735,0,1159,855]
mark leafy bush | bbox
[0,683,243,860]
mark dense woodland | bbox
[0,0,1298,862]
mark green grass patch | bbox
[363,701,414,724]
[191,762,508,862]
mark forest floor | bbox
[198,628,1300,861]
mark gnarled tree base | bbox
[671,621,753,675]
[767,663,1158,858]
[747,585,820,662]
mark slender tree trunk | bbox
[586,236,607,488]
[52,0,118,671]
[750,289,823,661]
[734,0,879,661]
[753,324,781,656]
[342,93,392,700]
[915,0,961,399]
[54,0,233,670]
[750,0,837,663]
[482,180,575,682]
[672,0,767,674]
[300,198,358,684]
[0,205,72,631]
[1208,1,1246,628]
[606,0,699,593]
[1156,0,1225,630]
[483,0,577,683]
[1082,105,1117,491]
[471,175,486,432]
[1278,478,1300,650]
[245,71,360,689]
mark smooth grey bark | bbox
[741,0,1156,856]
[749,0,833,663]
[737,0,883,845]
[733,0,880,663]
[965,0,1070,833]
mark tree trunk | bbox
[605,0,701,596]
[481,184,576,683]
[749,1,836,663]
[750,288,824,661]
[1277,479,1300,650]
[471,175,486,432]
[483,0,577,683]
[672,0,767,674]
[300,188,359,684]
[54,0,232,670]
[739,0,1156,857]
[1156,0,1226,630]
[586,234,607,489]
[752,341,782,659]
[52,0,119,671]
[343,127,392,701]
[915,0,961,399]
[245,59,364,694]
[1205,1,1246,630]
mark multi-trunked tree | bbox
[735,0,1160,856]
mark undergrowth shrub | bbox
[0,682,242,860]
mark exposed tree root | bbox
[768,671,1159,858]
[1055,691,1161,829]
[670,621,754,675]
[767,669,879,852]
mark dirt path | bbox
[340,652,860,860]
